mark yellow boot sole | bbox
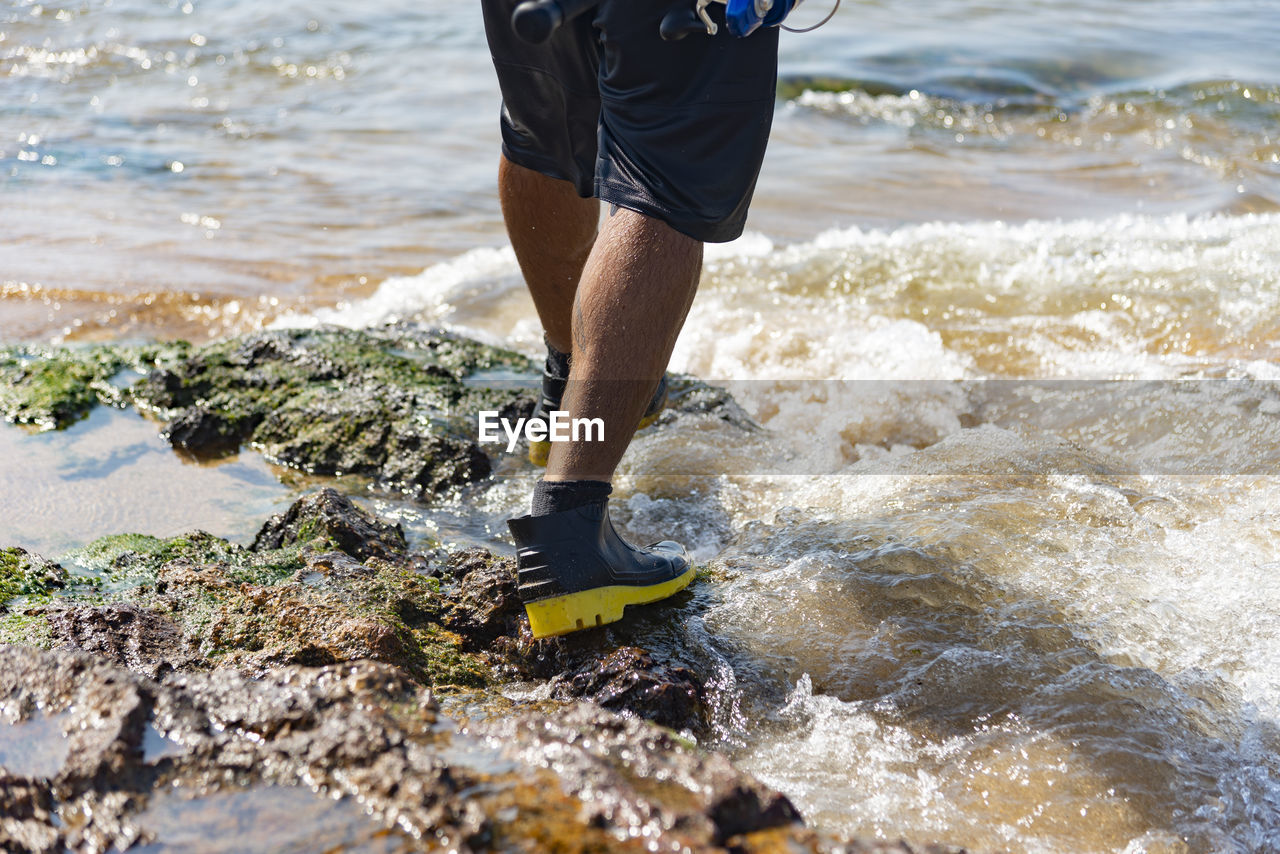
[527,409,664,468]
[523,564,695,638]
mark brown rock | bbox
[47,603,196,680]
[0,646,821,854]
[250,487,407,560]
[549,646,705,731]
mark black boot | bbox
[527,340,668,466]
[508,500,692,637]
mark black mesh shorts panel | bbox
[481,0,779,243]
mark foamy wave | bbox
[269,246,522,344]
[277,212,1280,384]
[680,211,1280,381]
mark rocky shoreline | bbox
[1,327,961,853]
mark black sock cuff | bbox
[544,335,571,381]
[531,479,611,516]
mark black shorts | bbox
[481,0,779,243]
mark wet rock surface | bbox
[5,491,713,731]
[47,602,196,680]
[250,486,409,559]
[1,332,965,853]
[662,375,759,433]
[548,646,705,730]
[0,647,959,854]
[131,326,534,497]
[439,548,709,731]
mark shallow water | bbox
[0,404,290,556]
[5,0,1280,850]
[4,0,1279,341]
[0,709,71,778]
[128,786,417,853]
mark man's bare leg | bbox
[498,156,599,353]
[545,207,703,482]
[508,206,702,638]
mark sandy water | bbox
[5,0,1280,851]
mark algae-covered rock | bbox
[11,491,487,689]
[0,343,182,431]
[2,327,537,496]
[251,486,408,559]
[8,491,718,731]
[0,548,68,607]
[2,327,755,498]
[132,326,536,497]
[0,347,125,430]
[66,531,244,583]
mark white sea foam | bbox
[283,211,1280,382]
[269,246,524,347]
[704,466,1280,852]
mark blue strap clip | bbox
[724,0,799,37]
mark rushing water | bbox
[5,0,1280,851]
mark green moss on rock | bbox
[1,547,70,607]
[17,491,487,688]
[131,327,537,496]
[0,605,54,648]
[68,532,245,581]
[0,343,188,431]
[153,554,487,687]
[0,347,125,430]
